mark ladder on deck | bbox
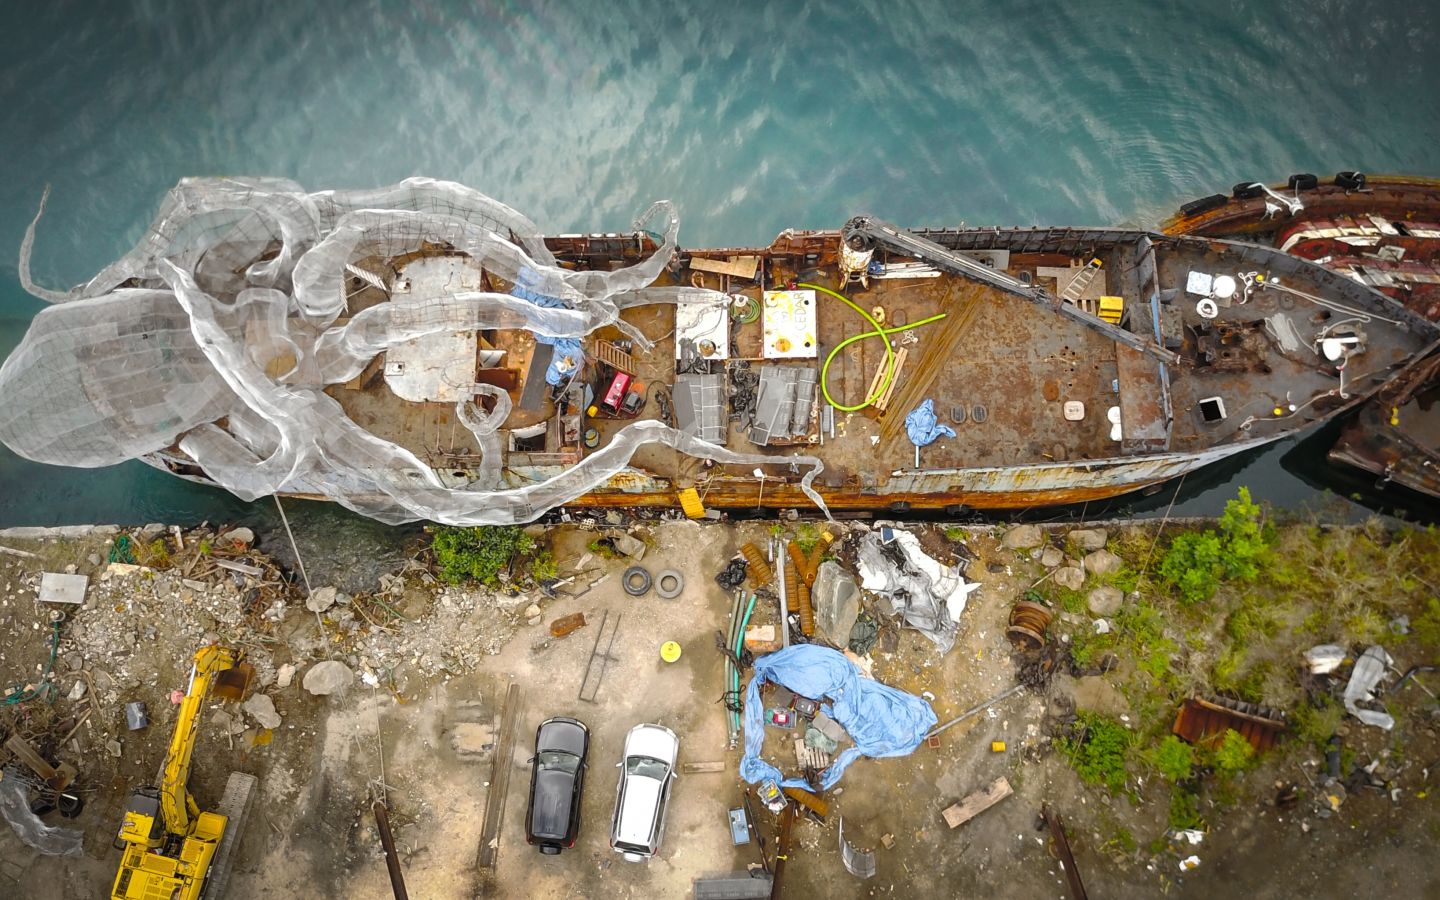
[1059,258,1103,304]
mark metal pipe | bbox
[777,541,790,649]
[372,801,410,900]
[926,683,1025,739]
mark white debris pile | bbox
[855,527,979,653]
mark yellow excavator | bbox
[111,644,257,900]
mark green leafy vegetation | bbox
[432,526,537,586]
[1056,713,1133,792]
[1167,787,1204,830]
[793,522,821,554]
[527,550,559,583]
[1410,597,1440,648]
[1145,735,1195,782]
[943,525,968,542]
[1209,729,1255,774]
[1157,487,1271,605]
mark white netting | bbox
[3,178,827,524]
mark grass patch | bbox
[1208,729,1256,775]
[1167,787,1204,830]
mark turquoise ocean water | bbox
[2,0,1438,527]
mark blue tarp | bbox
[904,398,955,447]
[511,267,583,385]
[739,645,937,791]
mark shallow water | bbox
[2,0,1438,527]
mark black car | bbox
[524,716,590,854]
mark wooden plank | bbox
[690,256,759,279]
[942,776,1012,829]
[681,761,727,774]
[475,682,522,871]
[873,347,907,412]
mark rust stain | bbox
[1172,696,1286,754]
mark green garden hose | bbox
[732,592,757,733]
[797,281,947,412]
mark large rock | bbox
[302,660,354,696]
[1002,524,1044,550]
[1087,586,1124,617]
[1067,528,1108,552]
[306,586,338,613]
[813,561,861,647]
[1083,549,1123,577]
[1040,546,1065,568]
[242,692,282,730]
[1053,566,1085,591]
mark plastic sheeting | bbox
[904,399,955,447]
[1343,645,1395,730]
[0,776,83,857]
[855,528,978,653]
[739,645,936,791]
[3,178,831,525]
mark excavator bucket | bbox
[212,662,254,702]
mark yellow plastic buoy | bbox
[661,641,682,663]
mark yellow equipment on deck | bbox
[111,644,254,900]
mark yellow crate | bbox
[677,487,706,519]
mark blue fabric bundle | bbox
[739,644,936,790]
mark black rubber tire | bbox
[1335,171,1366,191]
[655,569,684,599]
[1179,193,1228,217]
[1288,173,1318,191]
[623,565,652,596]
[1232,182,1265,200]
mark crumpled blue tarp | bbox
[739,645,937,791]
[905,399,955,447]
[511,267,584,385]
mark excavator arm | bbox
[111,644,245,900]
[159,644,237,835]
[841,216,1179,365]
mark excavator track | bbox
[202,772,257,900]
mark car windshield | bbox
[538,750,580,775]
[625,755,669,780]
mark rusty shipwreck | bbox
[3,177,1437,525]
[1166,172,1440,502]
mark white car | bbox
[609,723,679,862]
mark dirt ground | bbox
[0,518,1436,899]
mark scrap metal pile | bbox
[2,178,828,525]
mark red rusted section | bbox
[1172,696,1286,753]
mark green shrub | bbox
[1211,729,1255,774]
[1158,531,1224,604]
[1168,787,1204,830]
[794,522,821,554]
[432,526,536,586]
[1158,487,1272,604]
[1146,735,1195,782]
[1056,713,1133,792]
[528,550,559,583]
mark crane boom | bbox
[841,216,1179,365]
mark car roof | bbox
[623,724,678,765]
[530,769,577,840]
[537,718,588,756]
[615,773,663,846]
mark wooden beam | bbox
[942,776,1012,829]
